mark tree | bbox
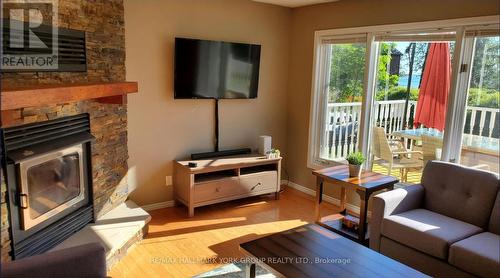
[470,37,500,92]
[329,44,366,102]
[399,43,429,76]
[328,42,399,103]
[377,43,399,92]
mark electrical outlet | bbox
[165,175,172,186]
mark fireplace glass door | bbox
[19,145,85,230]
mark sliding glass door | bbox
[455,33,499,173]
[368,33,456,183]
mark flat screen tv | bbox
[174,38,261,99]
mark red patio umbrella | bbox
[413,43,452,131]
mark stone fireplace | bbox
[1,0,133,262]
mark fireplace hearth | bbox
[3,114,95,259]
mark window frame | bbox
[307,15,500,170]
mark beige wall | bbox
[286,0,500,202]
[125,0,291,205]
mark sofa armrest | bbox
[369,184,424,251]
[1,243,106,278]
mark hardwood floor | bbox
[108,187,339,277]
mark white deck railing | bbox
[466,106,498,138]
[324,100,499,158]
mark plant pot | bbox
[348,164,362,177]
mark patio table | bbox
[392,128,499,156]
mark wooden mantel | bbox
[1,81,138,110]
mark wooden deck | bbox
[369,146,499,184]
[371,164,422,184]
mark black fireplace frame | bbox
[2,114,95,259]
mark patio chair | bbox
[422,135,490,170]
[371,127,423,182]
[422,135,442,166]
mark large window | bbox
[308,17,500,180]
[308,35,367,165]
[323,40,366,160]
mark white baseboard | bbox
[282,179,368,216]
[142,181,369,214]
[141,200,176,211]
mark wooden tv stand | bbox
[174,154,281,217]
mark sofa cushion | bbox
[422,161,499,228]
[449,232,500,278]
[489,191,500,235]
[382,208,482,259]
[380,237,476,278]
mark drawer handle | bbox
[251,182,262,191]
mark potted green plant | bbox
[346,152,366,177]
[266,149,281,159]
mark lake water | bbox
[398,75,422,89]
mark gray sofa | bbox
[1,243,106,278]
[370,161,500,278]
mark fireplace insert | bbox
[18,144,86,230]
[3,114,95,259]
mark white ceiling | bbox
[252,0,339,8]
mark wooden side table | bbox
[312,165,398,245]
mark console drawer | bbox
[239,171,278,193]
[194,178,242,203]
